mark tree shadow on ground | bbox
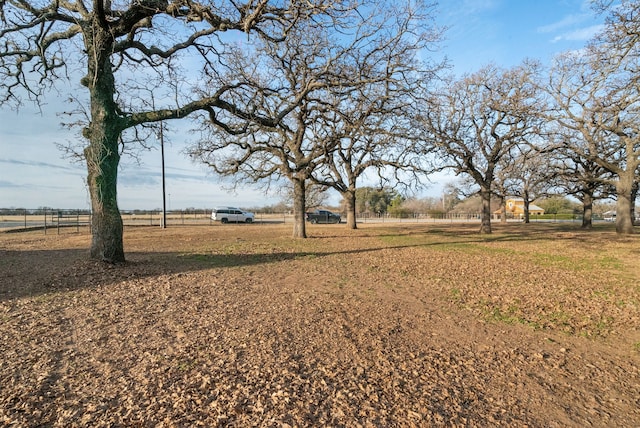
[2,222,633,302]
[1,244,420,302]
[376,222,626,244]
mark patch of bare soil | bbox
[1,223,639,427]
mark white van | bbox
[211,207,254,223]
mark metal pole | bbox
[160,120,167,229]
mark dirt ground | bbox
[1,222,639,427]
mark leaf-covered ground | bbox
[1,222,639,427]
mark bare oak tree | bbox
[551,142,616,229]
[305,2,444,229]
[187,15,350,238]
[312,66,442,229]
[501,147,559,224]
[0,0,333,262]
[188,1,438,237]
[546,1,639,234]
[547,51,639,233]
[422,63,544,233]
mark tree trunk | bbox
[479,187,492,234]
[343,190,357,229]
[292,177,307,238]
[523,197,531,224]
[615,174,635,234]
[500,197,507,223]
[85,135,124,262]
[581,192,593,229]
[83,26,125,263]
[631,181,638,226]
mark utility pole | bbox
[152,94,168,229]
[160,120,167,229]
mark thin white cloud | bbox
[536,1,603,45]
[0,180,25,188]
[0,158,78,171]
[537,14,588,34]
[551,24,604,43]
[439,0,501,21]
[117,163,223,189]
[459,0,501,15]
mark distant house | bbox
[494,197,545,219]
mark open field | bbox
[0,211,571,232]
[0,212,482,231]
[1,222,639,426]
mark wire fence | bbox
[0,209,221,233]
[1,208,584,234]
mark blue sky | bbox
[0,0,606,211]
[437,0,604,72]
